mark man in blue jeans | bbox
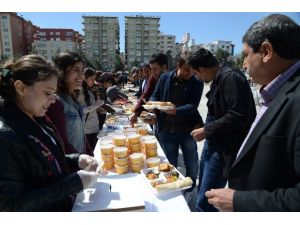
[189,48,256,211]
[150,53,204,191]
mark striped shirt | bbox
[236,60,300,159]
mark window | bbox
[3,28,8,32]
[56,38,60,41]
[56,32,60,35]
[50,32,54,35]
[5,48,10,52]
[2,16,7,19]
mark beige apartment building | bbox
[125,16,160,68]
[32,28,82,60]
[83,16,120,71]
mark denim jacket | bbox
[58,95,85,153]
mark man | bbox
[134,64,151,98]
[150,54,204,191]
[188,48,256,211]
[205,14,300,211]
[130,53,168,125]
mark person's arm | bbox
[82,99,104,114]
[46,100,79,154]
[149,75,162,102]
[133,75,156,116]
[204,72,256,137]
[175,79,203,116]
[0,140,83,211]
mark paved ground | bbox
[176,83,210,211]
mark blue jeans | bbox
[159,131,199,190]
[195,115,227,211]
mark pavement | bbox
[176,83,210,211]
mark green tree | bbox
[215,48,237,68]
[131,59,140,68]
[114,55,124,72]
[215,48,230,64]
[94,59,103,71]
[235,51,246,69]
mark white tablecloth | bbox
[73,134,190,212]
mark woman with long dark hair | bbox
[78,67,104,149]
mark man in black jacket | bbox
[205,14,300,212]
[188,48,256,211]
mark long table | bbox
[72,135,190,212]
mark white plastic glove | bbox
[94,99,105,108]
[78,154,99,172]
[77,170,99,189]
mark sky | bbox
[19,12,300,56]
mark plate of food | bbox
[143,101,175,111]
[141,163,193,194]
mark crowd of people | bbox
[0,13,299,211]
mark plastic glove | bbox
[94,99,105,108]
[77,170,99,189]
[78,154,99,172]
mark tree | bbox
[215,48,230,64]
[215,48,236,68]
[114,55,124,72]
[235,52,246,70]
[94,59,103,71]
[131,59,140,68]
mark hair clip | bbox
[2,68,10,78]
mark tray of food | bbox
[143,101,175,111]
[141,163,193,194]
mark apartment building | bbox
[0,12,38,59]
[83,16,120,71]
[125,15,160,68]
[32,28,82,60]
[158,32,176,57]
[205,40,235,56]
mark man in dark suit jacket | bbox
[205,14,300,211]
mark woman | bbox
[0,55,99,211]
[98,73,128,104]
[47,52,93,155]
[78,67,104,149]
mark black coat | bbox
[230,67,300,211]
[204,65,257,176]
[0,102,83,211]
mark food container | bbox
[130,163,144,173]
[141,167,193,194]
[144,139,157,150]
[127,134,141,145]
[146,157,160,168]
[100,136,114,141]
[141,135,156,142]
[146,149,158,158]
[129,152,144,165]
[129,143,141,152]
[113,146,128,158]
[125,127,137,133]
[100,144,114,155]
[114,156,129,166]
[115,164,129,175]
[103,160,114,170]
[113,135,127,146]
[101,153,114,161]
[138,126,149,135]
